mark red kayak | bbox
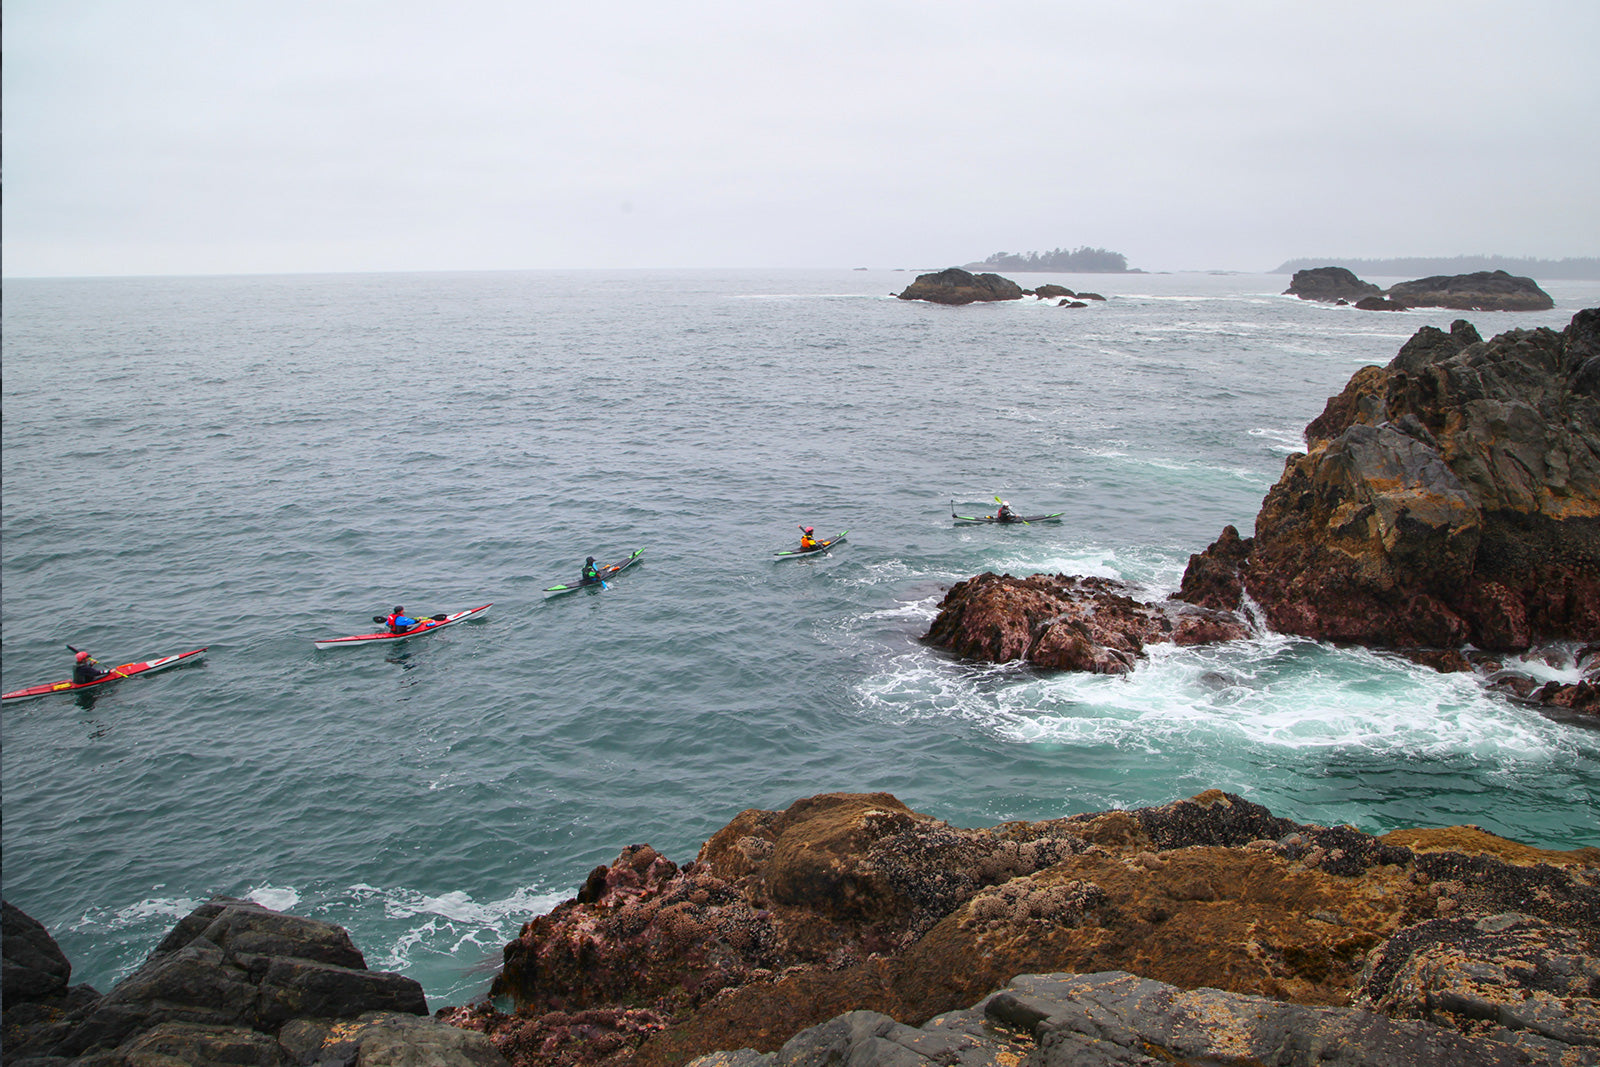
[2,648,209,704]
[312,604,491,650]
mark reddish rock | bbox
[922,573,1248,673]
[452,792,1600,1067]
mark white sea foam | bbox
[1248,427,1305,454]
[246,885,302,911]
[73,895,204,932]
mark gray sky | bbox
[4,0,1597,277]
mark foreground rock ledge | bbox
[0,897,507,1066]
[442,790,1600,1067]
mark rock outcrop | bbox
[1387,270,1555,312]
[1181,309,1600,656]
[0,897,508,1066]
[444,790,1600,1067]
[689,970,1533,1067]
[921,573,1250,673]
[1285,266,1383,303]
[896,268,1024,305]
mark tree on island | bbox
[967,246,1131,273]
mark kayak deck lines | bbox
[311,604,492,650]
[2,648,209,704]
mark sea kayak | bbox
[312,604,491,650]
[2,648,209,704]
[544,550,644,596]
[774,531,848,559]
[951,509,1064,526]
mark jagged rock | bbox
[1180,309,1600,655]
[921,572,1249,673]
[2,901,72,1004]
[0,898,507,1066]
[1355,295,1410,310]
[1285,266,1383,303]
[690,971,1531,1067]
[452,791,1600,1067]
[1386,270,1555,311]
[1358,913,1600,1063]
[1030,284,1076,299]
[896,268,1024,305]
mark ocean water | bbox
[3,268,1597,1005]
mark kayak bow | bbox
[544,550,644,596]
[2,648,209,704]
[312,604,492,650]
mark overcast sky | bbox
[4,0,1597,277]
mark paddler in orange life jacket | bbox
[73,650,110,685]
[799,527,818,550]
[385,606,420,633]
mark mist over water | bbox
[4,269,1597,1004]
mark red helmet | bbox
[805,527,814,534]
[76,651,90,663]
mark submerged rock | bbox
[448,790,1600,1067]
[896,268,1024,305]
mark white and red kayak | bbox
[2,648,209,704]
[312,604,491,650]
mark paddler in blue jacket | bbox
[73,650,110,685]
[385,606,420,633]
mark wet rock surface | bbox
[921,572,1250,672]
[443,791,1600,1067]
[1,898,507,1066]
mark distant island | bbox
[1273,254,1600,279]
[964,246,1134,273]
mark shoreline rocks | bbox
[0,897,507,1066]
[1181,309,1600,668]
[442,790,1600,1067]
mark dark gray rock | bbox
[1,898,508,1066]
[1285,266,1383,303]
[896,268,1024,305]
[1386,270,1555,311]
[2,901,72,1004]
[689,971,1533,1067]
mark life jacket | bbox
[801,535,817,549]
[387,612,417,632]
[582,563,600,582]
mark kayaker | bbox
[996,501,1017,523]
[73,650,110,685]
[385,606,420,633]
[582,557,601,584]
[799,527,818,550]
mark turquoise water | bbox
[3,269,1597,1005]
